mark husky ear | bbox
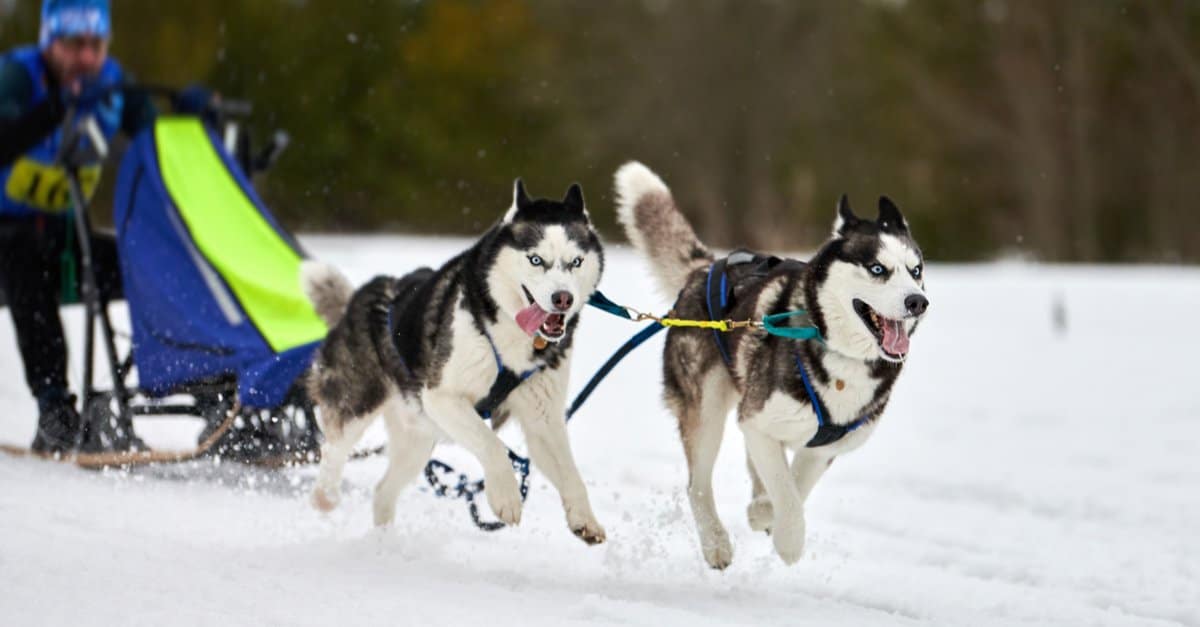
[876,196,909,234]
[514,178,532,210]
[832,194,858,238]
[562,183,585,213]
[505,178,531,222]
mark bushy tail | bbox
[300,260,354,328]
[614,161,712,298]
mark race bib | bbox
[4,157,102,213]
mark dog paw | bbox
[311,486,339,512]
[571,520,607,545]
[772,516,806,565]
[747,496,774,533]
[701,532,734,570]
[373,501,395,528]
[485,471,523,526]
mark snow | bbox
[1,235,1196,627]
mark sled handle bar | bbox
[123,83,252,118]
[61,82,253,118]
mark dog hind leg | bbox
[677,369,737,569]
[312,408,375,512]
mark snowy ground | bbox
[1,235,1196,627]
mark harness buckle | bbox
[632,310,659,323]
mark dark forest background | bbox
[4,0,1200,262]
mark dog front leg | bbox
[746,446,773,533]
[741,420,806,565]
[790,449,833,505]
[423,392,523,526]
[511,381,605,544]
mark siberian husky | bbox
[302,180,606,544]
[615,162,929,567]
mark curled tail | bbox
[614,161,712,298]
[300,260,354,328]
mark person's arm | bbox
[0,60,65,167]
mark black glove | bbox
[172,84,216,117]
[68,78,112,110]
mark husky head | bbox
[807,195,929,363]
[486,179,604,343]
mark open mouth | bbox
[852,298,909,362]
[516,286,567,341]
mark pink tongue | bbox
[881,318,910,356]
[516,304,550,337]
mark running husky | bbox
[301,180,606,544]
[615,162,929,568]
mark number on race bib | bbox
[4,158,102,212]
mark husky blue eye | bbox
[528,255,543,267]
[869,264,885,276]
[911,265,922,278]
[571,256,584,268]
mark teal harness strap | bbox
[761,310,824,342]
[586,291,634,320]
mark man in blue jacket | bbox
[0,0,155,452]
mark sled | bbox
[1,89,323,467]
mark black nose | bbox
[551,290,574,311]
[905,293,929,316]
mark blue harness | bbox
[386,294,544,419]
[473,329,544,420]
[792,352,874,447]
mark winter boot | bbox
[30,389,82,454]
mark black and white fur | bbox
[302,180,607,544]
[615,162,929,567]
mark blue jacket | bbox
[0,45,150,217]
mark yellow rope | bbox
[661,318,732,330]
[623,307,760,333]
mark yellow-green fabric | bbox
[155,117,325,352]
